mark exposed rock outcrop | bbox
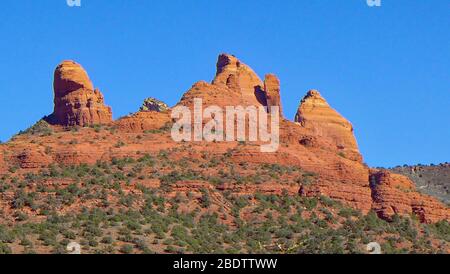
[263,74,282,115]
[225,74,240,91]
[212,54,266,106]
[180,54,283,116]
[116,111,172,133]
[370,170,450,223]
[45,61,112,127]
[15,149,52,169]
[178,80,244,110]
[140,97,169,112]
[295,90,361,161]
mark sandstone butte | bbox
[44,60,112,127]
[0,54,448,224]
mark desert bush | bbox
[430,220,450,241]
[0,243,12,254]
[120,244,133,254]
[199,188,211,208]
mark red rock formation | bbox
[0,54,447,225]
[370,170,450,223]
[45,61,112,127]
[263,74,282,115]
[179,55,283,117]
[15,149,52,169]
[116,111,172,133]
[212,54,266,106]
[295,90,361,161]
[226,74,240,91]
[178,80,244,110]
[300,181,374,214]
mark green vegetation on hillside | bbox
[0,149,448,254]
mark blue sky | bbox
[0,0,448,167]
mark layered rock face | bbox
[295,90,361,161]
[45,61,112,127]
[370,170,450,223]
[116,111,171,133]
[14,148,52,169]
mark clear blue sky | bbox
[0,0,448,167]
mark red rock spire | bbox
[46,60,112,127]
[295,90,361,161]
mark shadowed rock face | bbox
[295,90,361,161]
[53,60,94,97]
[263,74,282,115]
[45,60,112,127]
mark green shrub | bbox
[101,236,114,244]
[120,244,133,254]
[0,243,12,254]
[200,188,211,208]
[431,220,450,241]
